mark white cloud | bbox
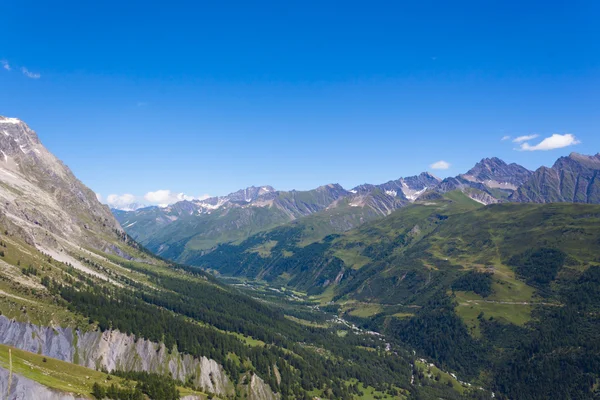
[519,133,581,151]
[1,60,10,71]
[513,134,539,143]
[501,135,511,141]
[95,193,102,202]
[21,67,40,79]
[430,160,451,170]
[106,193,137,209]
[144,190,197,206]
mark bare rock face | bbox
[461,157,532,190]
[0,367,88,400]
[243,373,280,400]
[0,116,124,253]
[353,172,441,202]
[510,153,600,203]
[430,158,532,202]
[0,316,233,396]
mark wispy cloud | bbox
[144,190,201,207]
[95,193,103,202]
[102,190,210,210]
[430,160,451,170]
[512,134,539,143]
[501,135,511,141]
[1,60,10,71]
[21,67,40,79]
[106,193,137,209]
[518,133,581,151]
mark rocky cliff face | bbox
[0,316,233,396]
[243,374,280,400]
[461,157,532,190]
[0,116,124,253]
[0,367,88,400]
[510,153,600,203]
[353,172,441,201]
[429,158,531,204]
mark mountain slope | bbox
[510,152,600,203]
[0,116,124,253]
[197,190,600,398]
[196,191,484,292]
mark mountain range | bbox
[115,152,600,267]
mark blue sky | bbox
[1,1,599,207]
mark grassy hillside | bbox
[337,200,600,399]
[197,192,600,399]
[0,217,476,399]
[197,191,483,292]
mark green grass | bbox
[442,190,485,208]
[0,344,211,399]
[347,303,383,318]
[311,285,336,305]
[247,240,278,257]
[0,344,124,397]
[284,315,329,328]
[333,248,372,270]
[350,380,408,399]
[391,312,414,319]
[454,291,533,336]
[414,359,465,394]
[230,332,266,347]
[282,250,294,258]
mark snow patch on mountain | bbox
[0,117,21,124]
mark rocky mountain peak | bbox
[225,185,276,203]
[511,152,600,204]
[468,157,507,173]
[0,116,42,161]
[316,183,345,192]
[462,157,531,189]
[565,152,600,168]
[419,171,439,179]
[0,115,123,252]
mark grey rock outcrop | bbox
[0,116,125,254]
[510,152,600,203]
[242,374,280,400]
[461,157,532,190]
[0,316,232,396]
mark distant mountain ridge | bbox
[433,157,533,204]
[510,152,600,203]
[114,152,600,265]
[114,172,443,261]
